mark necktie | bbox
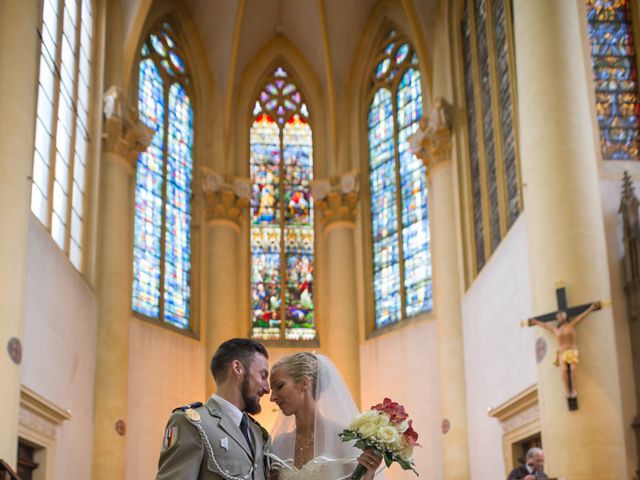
[240,414,254,456]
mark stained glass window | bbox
[132,23,193,329]
[250,67,315,341]
[368,31,431,329]
[461,0,521,278]
[585,0,640,160]
[31,0,93,270]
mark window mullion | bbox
[484,0,509,238]
[392,96,407,321]
[468,1,492,265]
[279,128,287,340]
[64,0,83,254]
[159,85,170,322]
[46,0,66,231]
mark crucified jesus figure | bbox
[528,301,601,403]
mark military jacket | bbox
[156,397,270,480]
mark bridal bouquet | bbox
[339,398,420,479]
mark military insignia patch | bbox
[185,408,200,422]
[164,426,178,449]
[220,437,229,450]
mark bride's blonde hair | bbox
[272,352,319,395]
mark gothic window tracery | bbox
[250,66,316,341]
[132,22,193,329]
[367,30,432,329]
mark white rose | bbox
[376,425,401,445]
[349,410,381,430]
[395,420,409,433]
[375,413,391,427]
[358,421,378,438]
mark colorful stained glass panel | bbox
[586,0,640,160]
[163,83,193,328]
[133,25,193,329]
[250,68,315,340]
[133,59,164,318]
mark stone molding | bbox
[201,168,250,224]
[311,170,360,225]
[408,98,452,173]
[102,86,154,170]
[19,385,71,439]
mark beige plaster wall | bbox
[360,323,442,480]
[22,216,99,480]
[125,318,206,479]
[461,218,536,480]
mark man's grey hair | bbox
[526,447,543,460]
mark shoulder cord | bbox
[186,416,256,480]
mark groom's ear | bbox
[231,360,244,378]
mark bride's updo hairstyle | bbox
[272,352,323,397]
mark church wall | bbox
[599,172,640,478]
[22,216,99,480]
[125,318,206,479]
[460,218,536,480]
[360,323,442,480]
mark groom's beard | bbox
[241,375,261,414]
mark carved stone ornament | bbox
[201,168,250,224]
[441,418,451,434]
[102,85,154,169]
[312,170,360,225]
[535,337,547,364]
[7,336,22,365]
[115,419,127,436]
[408,97,452,173]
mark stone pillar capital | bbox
[408,98,452,174]
[201,168,250,226]
[102,86,154,170]
[312,170,360,226]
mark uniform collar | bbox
[212,394,244,428]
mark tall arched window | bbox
[132,22,194,329]
[250,66,315,341]
[585,0,640,160]
[31,0,93,270]
[367,31,431,329]
[460,0,520,278]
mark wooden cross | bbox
[523,285,603,325]
[522,284,607,411]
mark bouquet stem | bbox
[350,464,367,480]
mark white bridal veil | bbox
[269,354,362,478]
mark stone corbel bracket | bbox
[201,167,250,225]
[102,85,154,170]
[311,170,360,225]
[408,97,452,175]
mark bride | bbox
[268,352,382,480]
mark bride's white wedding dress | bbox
[277,461,331,480]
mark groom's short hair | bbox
[210,338,268,382]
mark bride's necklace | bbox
[294,431,314,458]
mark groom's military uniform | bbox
[156,396,270,479]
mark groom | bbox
[156,338,271,479]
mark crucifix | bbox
[521,284,606,411]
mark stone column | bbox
[312,172,361,402]
[409,100,471,480]
[514,1,627,478]
[0,0,39,467]
[92,87,153,480]
[202,169,250,395]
